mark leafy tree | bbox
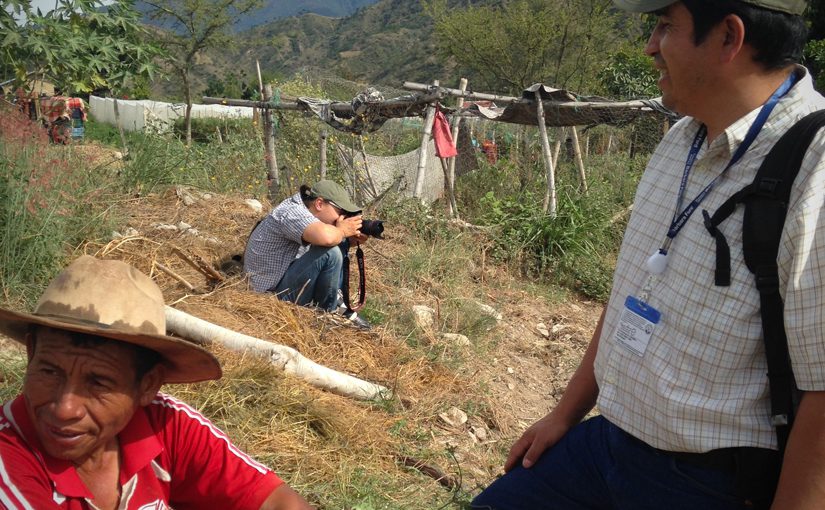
[142,0,263,145]
[422,0,634,95]
[805,0,825,91]
[0,0,159,95]
[598,50,659,100]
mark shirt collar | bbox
[8,394,163,498]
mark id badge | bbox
[612,296,661,357]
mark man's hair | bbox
[29,325,162,384]
[682,0,807,70]
[299,184,321,208]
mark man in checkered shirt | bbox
[473,0,825,508]
[243,180,368,322]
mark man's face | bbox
[645,2,717,116]
[23,328,160,466]
[316,198,345,225]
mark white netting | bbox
[335,137,444,205]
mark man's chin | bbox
[659,94,683,115]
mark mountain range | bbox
[156,0,473,100]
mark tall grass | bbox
[461,152,648,301]
[0,105,116,307]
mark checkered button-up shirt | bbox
[243,193,319,292]
[594,67,825,452]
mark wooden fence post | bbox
[570,126,588,194]
[319,129,328,179]
[413,79,439,201]
[535,90,557,217]
[263,84,279,201]
[445,77,467,218]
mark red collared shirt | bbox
[0,393,282,509]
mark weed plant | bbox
[83,117,146,148]
[462,151,648,301]
[0,105,117,306]
[118,131,268,196]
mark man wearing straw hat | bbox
[244,179,370,328]
[473,0,825,508]
[0,256,313,510]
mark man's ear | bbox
[138,364,166,406]
[312,197,324,212]
[25,331,36,362]
[719,14,746,64]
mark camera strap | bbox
[341,244,366,312]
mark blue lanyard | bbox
[661,71,797,253]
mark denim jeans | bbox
[274,245,342,311]
[471,416,761,510]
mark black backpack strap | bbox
[703,110,825,452]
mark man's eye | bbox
[90,377,113,389]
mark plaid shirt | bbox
[39,96,86,123]
[243,193,319,292]
[594,67,825,452]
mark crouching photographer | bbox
[243,179,382,329]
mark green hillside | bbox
[182,0,470,100]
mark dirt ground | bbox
[0,181,602,506]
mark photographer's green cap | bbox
[308,180,362,213]
[613,0,806,15]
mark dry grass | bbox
[1,187,597,509]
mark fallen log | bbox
[165,306,392,401]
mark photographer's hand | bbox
[335,214,363,238]
[351,232,368,244]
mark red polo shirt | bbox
[0,393,282,509]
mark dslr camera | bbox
[346,211,385,239]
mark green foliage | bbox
[0,0,161,95]
[598,50,660,100]
[0,106,116,306]
[172,116,257,144]
[143,0,263,144]
[0,351,25,402]
[804,39,825,92]
[203,72,259,100]
[118,131,267,196]
[470,152,647,301]
[84,117,146,147]
[423,0,638,94]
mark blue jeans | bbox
[471,416,762,510]
[274,245,342,311]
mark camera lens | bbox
[360,220,384,238]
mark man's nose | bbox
[644,29,660,57]
[51,386,86,421]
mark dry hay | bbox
[76,188,478,507]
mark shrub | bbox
[0,105,116,306]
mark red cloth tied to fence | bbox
[432,110,458,158]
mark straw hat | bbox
[0,255,221,383]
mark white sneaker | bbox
[343,310,371,330]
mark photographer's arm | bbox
[303,216,362,247]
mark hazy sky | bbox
[28,0,60,14]
[26,0,114,14]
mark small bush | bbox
[173,117,258,144]
[0,105,117,306]
[118,132,268,196]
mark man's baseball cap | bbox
[613,0,806,15]
[305,180,362,214]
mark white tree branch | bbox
[165,306,391,401]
